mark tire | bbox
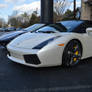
[62,40,82,67]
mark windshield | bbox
[36,26,57,33]
[23,24,45,32]
[35,24,67,33]
[61,21,83,31]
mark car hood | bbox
[8,32,69,49]
[0,31,24,40]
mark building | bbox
[81,0,92,20]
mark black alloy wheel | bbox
[62,40,82,67]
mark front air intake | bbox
[24,54,41,65]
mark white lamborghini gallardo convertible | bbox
[7,20,92,67]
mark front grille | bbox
[24,54,41,65]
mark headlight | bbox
[33,36,61,49]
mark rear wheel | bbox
[62,40,82,67]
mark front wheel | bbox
[62,40,82,67]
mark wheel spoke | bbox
[70,57,74,65]
[68,51,73,56]
[68,45,81,65]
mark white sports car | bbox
[7,20,92,67]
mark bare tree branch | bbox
[54,0,71,22]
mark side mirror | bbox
[86,28,92,36]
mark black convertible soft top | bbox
[60,20,92,33]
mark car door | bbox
[82,21,92,57]
[73,21,92,58]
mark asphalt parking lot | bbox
[1,48,92,92]
[1,33,92,92]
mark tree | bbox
[8,9,40,28]
[20,12,30,28]
[21,12,29,18]
[53,12,62,23]
[8,17,18,27]
[33,8,38,16]
[0,18,6,27]
[29,13,40,25]
[29,9,40,25]
[54,0,69,22]
[8,12,30,28]
[62,9,74,20]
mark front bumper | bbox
[7,44,64,67]
[7,54,42,67]
[7,45,42,67]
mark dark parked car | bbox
[0,23,46,47]
[0,28,8,32]
[16,28,23,31]
[7,27,16,32]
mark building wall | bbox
[81,0,92,20]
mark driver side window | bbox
[75,22,92,33]
[74,24,86,33]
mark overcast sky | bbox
[0,0,81,21]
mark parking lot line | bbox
[1,85,92,92]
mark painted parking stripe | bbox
[2,85,92,92]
